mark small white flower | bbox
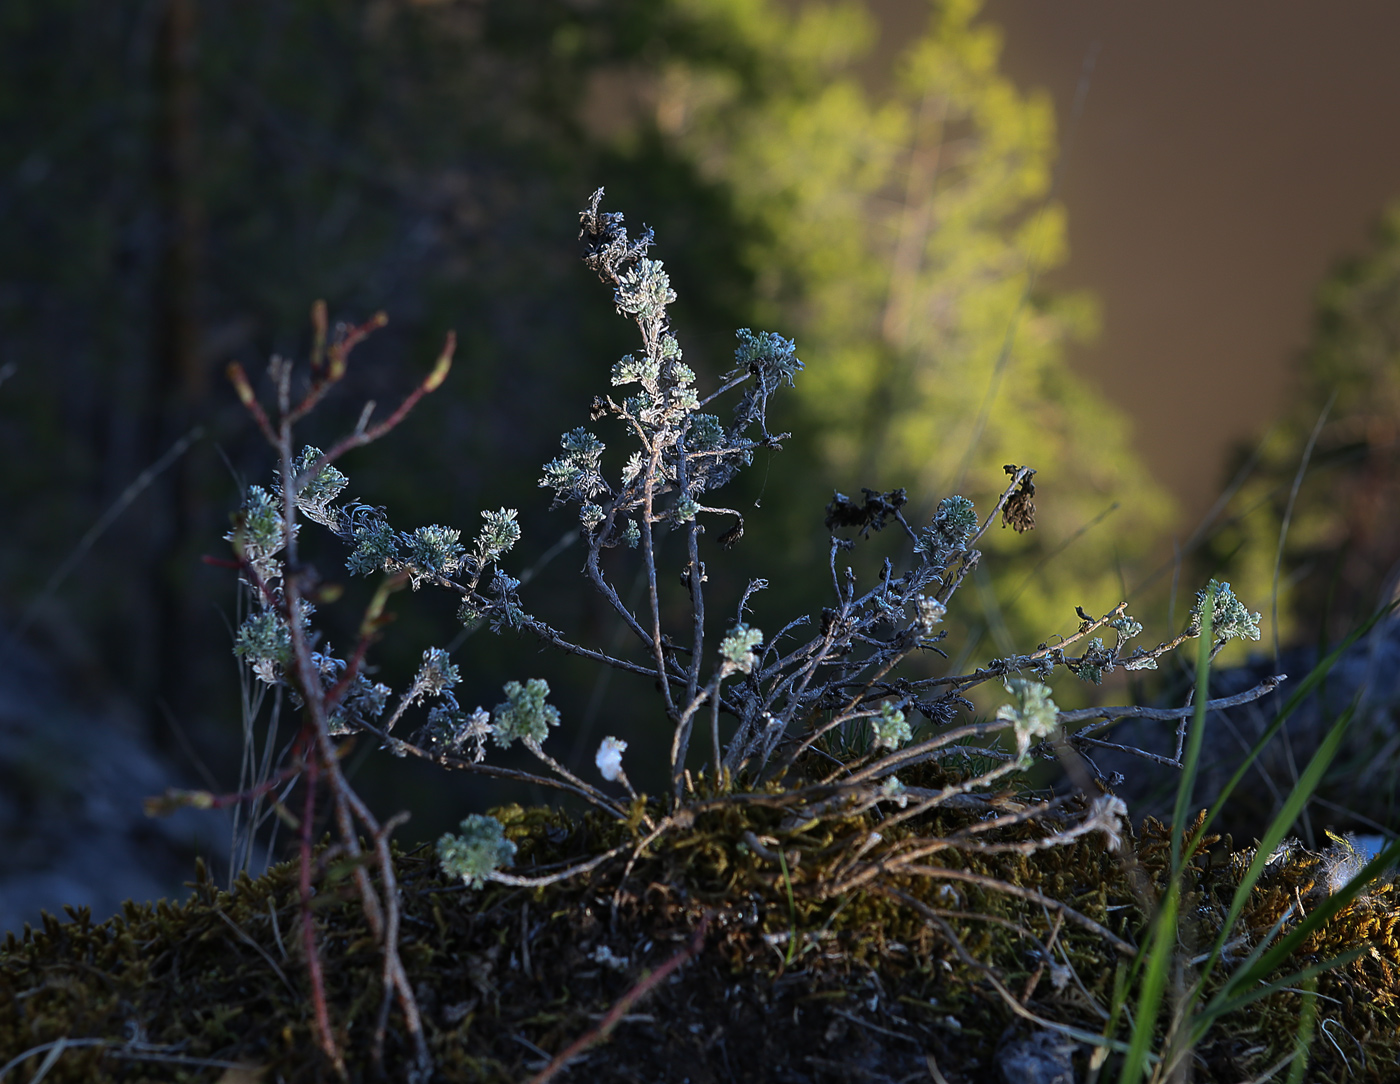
[1087,794,1128,852]
[595,736,627,782]
[879,776,910,809]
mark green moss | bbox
[2,793,1396,1082]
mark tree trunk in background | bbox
[148,0,205,737]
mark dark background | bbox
[3,0,1399,919]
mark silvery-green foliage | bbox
[539,428,610,521]
[408,647,460,704]
[688,414,726,451]
[229,485,284,560]
[421,706,491,763]
[720,624,763,674]
[1110,615,1144,640]
[472,508,520,568]
[871,702,911,751]
[404,525,466,584]
[345,514,399,577]
[562,191,806,554]
[725,329,802,446]
[233,610,293,678]
[1188,579,1262,643]
[613,258,676,321]
[234,601,317,685]
[491,678,559,749]
[291,446,349,526]
[1073,610,1146,684]
[328,674,392,737]
[733,328,801,386]
[996,678,1059,759]
[611,352,660,387]
[915,495,978,569]
[486,570,524,631]
[436,814,516,889]
[1077,638,1109,685]
[227,484,290,590]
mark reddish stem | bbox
[298,752,346,1078]
[226,361,277,445]
[525,915,711,1084]
[319,331,455,465]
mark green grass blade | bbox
[1192,949,1365,1037]
[1118,883,1178,1084]
[1284,974,1319,1084]
[1188,602,1394,851]
[1213,837,1400,1005]
[1195,697,1358,996]
[1212,899,1300,992]
[1171,594,1214,874]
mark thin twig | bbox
[8,425,204,647]
[524,915,711,1084]
[487,843,632,887]
[875,865,1136,957]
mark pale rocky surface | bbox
[0,639,228,937]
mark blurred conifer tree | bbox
[634,0,1174,656]
[1206,200,1400,646]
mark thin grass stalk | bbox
[1118,596,1214,1084]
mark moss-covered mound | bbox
[2,783,1397,1083]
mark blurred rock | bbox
[995,1028,1078,1084]
[1100,612,1400,841]
[0,638,228,936]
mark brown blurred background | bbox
[872,0,1400,525]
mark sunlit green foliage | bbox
[642,0,1175,646]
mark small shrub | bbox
[152,191,1313,1079]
